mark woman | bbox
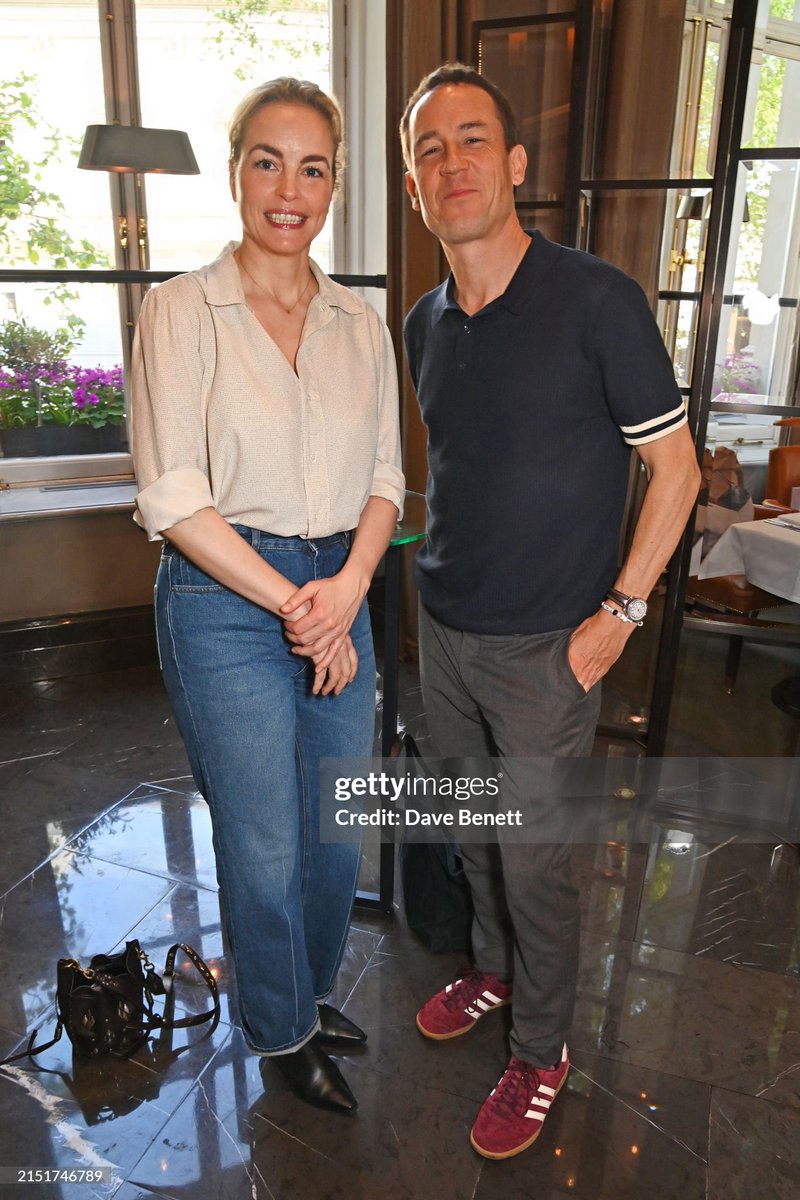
[130,78,404,1113]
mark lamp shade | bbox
[78,125,200,174]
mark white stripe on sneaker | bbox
[525,1102,552,1118]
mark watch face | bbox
[626,598,648,622]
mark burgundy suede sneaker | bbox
[416,968,512,1040]
[470,1044,569,1159]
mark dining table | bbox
[697,513,800,603]
[696,512,800,724]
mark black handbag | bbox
[1,939,220,1065]
[396,734,474,954]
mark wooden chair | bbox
[762,444,800,509]
[773,416,800,445]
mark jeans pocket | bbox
[172,555,225,593]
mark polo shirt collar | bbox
[432,230,562,322]
[430,278,455,325]
[204,241,361,314]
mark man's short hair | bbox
[400,62,519,166]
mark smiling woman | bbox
[224,81,345,367]
[129,77,404,1117]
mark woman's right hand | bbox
[313,635,359,697]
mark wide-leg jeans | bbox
[155,526,375,1054]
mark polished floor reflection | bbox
[1,663,799,1198]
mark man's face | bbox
[405,83,526,248]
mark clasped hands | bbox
[280,568,369,697]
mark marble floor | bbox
[1,661,799,1199]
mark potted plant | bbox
[712,348,762,400]
[0,319,126,457]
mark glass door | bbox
[657,0,800,756]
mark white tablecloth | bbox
[697,517,800,604]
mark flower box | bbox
[0,424,127,458]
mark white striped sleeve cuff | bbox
[619,403,688,447]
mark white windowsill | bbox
[0,453,135,519]
[0,471,137,521]
[0,452,134,488]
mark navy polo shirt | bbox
[404,231,686,635]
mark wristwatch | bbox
[606,587,648,625]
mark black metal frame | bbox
[470,4,593,242]
[647,0,758,754]
[353,542,404,913]
[0,269,388,289]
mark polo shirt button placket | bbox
[459,318,472,369]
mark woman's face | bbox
[230,101,336,258]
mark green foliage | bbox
[769,0,796,20]
[207,0,327,82]
[0,318,74,371]
[751,51,786,148]
[0,73,110,333]
[737,49,788,289]
[713,348,762,396]
[0,319,124,430]
[694,42,719,177]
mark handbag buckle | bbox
[136,946,156,975]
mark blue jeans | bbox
[155,526,375,1054]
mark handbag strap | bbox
[0,1022,64,1067]
[155,943,220,1033]
[101,942,220,1039]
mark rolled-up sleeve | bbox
[369,313,405,521]
[129,279,215,540]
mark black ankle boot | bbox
[271,1034,358,1112]
[317,1004,367,1047]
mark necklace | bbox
[236,251,313,315]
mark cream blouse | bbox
[130,242,404,541]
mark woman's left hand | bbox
[313,635,359,697]
[281,568,368,663]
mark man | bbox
[400,64,700,1160]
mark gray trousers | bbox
[418,604,602,1068]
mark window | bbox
[0,0,122,472]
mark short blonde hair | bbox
[228,77,344,188]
